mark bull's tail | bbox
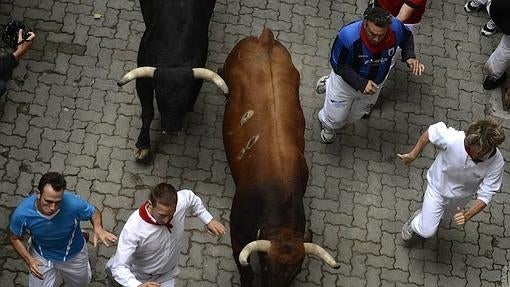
[258,27,275,48]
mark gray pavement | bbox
[1,0,510,286]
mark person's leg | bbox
[28,249,57,287]
[0,80,7,97]
[484,35,510,89]
[317,71,355,143]
[159,277,176,287]
[57,244,91,287]
[345,85,382,123]
[410,186,448,238]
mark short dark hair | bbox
[363,7,392,27]
[149,183,178,208]
[38,172,66,194]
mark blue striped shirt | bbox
[330,19,415,91]
[9,192,95,262]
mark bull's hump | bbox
[258,28,275,48]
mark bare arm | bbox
[12,30,35,61]
[9,234,43,279]
[396,3,415,22]
[454,200,487,225]
[397,129,430,165]
[90,209,117,247]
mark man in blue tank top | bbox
[316,7,425,144]
[9,172,118,287]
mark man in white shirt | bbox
[397,119,505,244]
[106,183,226,287]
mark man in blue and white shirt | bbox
[398,119,505,244]
[9,172,117,287]
[316,7,425,144]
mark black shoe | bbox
[483,73,507,90]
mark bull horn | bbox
[303,243,341,269]
[239,240,271,266]
[118,67,156,86]
[192,68,229,94]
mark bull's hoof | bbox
[134,148,150,161]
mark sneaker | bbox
[319,120,336,144]
[401,209,421,242]
[483,72,507,90]
[464,1,484,13]
[481,19,498,36]
[315,75,329,94]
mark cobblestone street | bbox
[1,0,510,286]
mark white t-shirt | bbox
[426,122,504,204]
[106,189,213,287]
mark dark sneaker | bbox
[402,209,421,243]
[481,19,498,36]
[315,75,329,94]
[483,72,507,90]
[464,1,484,12]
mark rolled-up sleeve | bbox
[476,159,504,204]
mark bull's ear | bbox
[304,229,313,243]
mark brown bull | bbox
[220,28,340,287]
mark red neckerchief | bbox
[464,144,496,164]
[138,201,173,231]
[360,24,396,54]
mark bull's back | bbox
[222,28,307,187]
[138,0,216,66]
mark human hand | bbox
[363,80,379,95]
[17,29,35,43]
[138,282,161,287]
[406,58,425,75]
[13,30,35,60]
[397,152,417,166]
[27,256,44,280]
[206,219,226,237]
[454,207,466,225]
[93,228,118,247]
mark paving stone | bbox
[2,0,510,286]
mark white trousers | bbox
[106,266,176,287]
[29,243,91,287]
[410,185,471,238]
[318,70,384,130]
[486,35,510,79]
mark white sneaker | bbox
[402,209,421,242]
[481,19,498,36]
[464,1,484,13]
[319,121,336,144]
[315,75,329,94]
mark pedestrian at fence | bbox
[479,0,510,90]
[0,28,35,96]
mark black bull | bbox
[220,28,340,287]
[118,0,227,160]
